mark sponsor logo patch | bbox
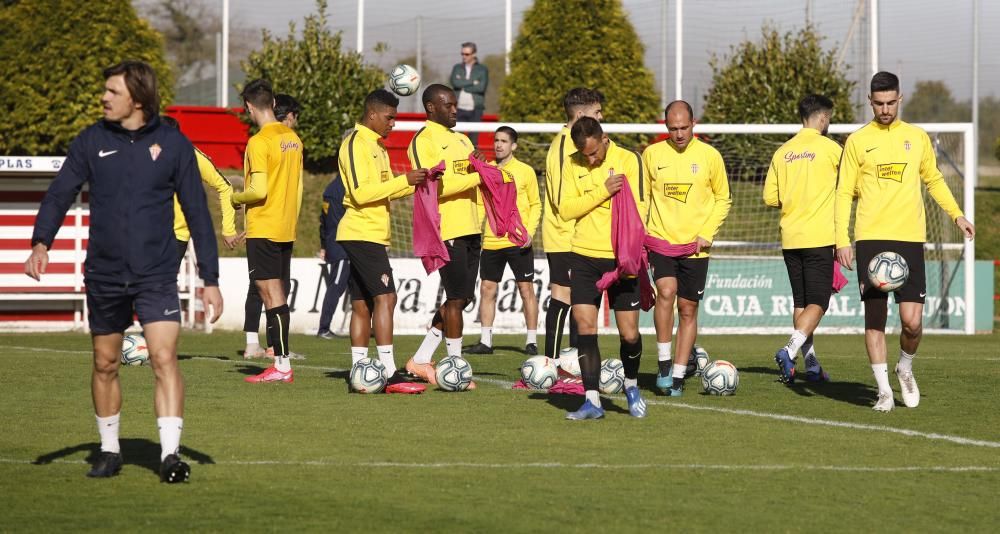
[663,183,693,203]
[452,160,471,174]
[380,171,390,182]
[876,163,906,182]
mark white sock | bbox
[526,330,537,345]
[872,363,892,395]
[377,345,396,375]
[624,378,637,389]
[246,332,259,345]
[898,349,915,373]
[657,342,672,361]
[157,416,183,461]
[480,327,493,347]
[785,330,807,360]
[275,355,291,372]
[351,347,368,366]
[96,413,121,454]
[445,337,463,358]
[585,390,601,406]
[672,363,687,379]
[413,327,442,364]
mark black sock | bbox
[569,309,580,348]
[265,304,290,357]
[544,299,570,359]
[578,334,600,392]
[673,376,686,390]
[657,359,672,377]
[620,338,642,380]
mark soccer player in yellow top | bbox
[642,101,731,397]
[233,79,305,384]
[337,89,426,386]
[835,72,974,412]
[406,84,483,385]
[543,88,604,369]
[764,94,842,386]
[161,115,239,271]
[560,117,647,420]
[464,126,541,356]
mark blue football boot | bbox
[774,347,796,384]
[565,400,605,420]
[625,386,648,418]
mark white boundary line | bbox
[1,457,995,473]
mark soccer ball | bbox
[701,360,739,396]
[520,356,558,389]
[435,356,474,392]
[558,347,581,377]
[687,345,711,377]
[349,358,387,393]
[120,334,149,366]
[867,251,909,292]
[598,358,625,394]
[388,64,421,97]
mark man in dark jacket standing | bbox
[24,61,223,483]
[317,176,350,339]
[450,41,488,146]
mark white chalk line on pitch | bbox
[10,350,1000,449]
[1,457,996,473]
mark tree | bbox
[500,0,659,166]
[905,81,969,122]
[241,0,384,171]
[701,24,855,180]
[0,0,172,155]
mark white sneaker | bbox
[873,392,894,412]
[895,366,920,408]
[244,343,266,360]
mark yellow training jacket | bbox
[542,127,575,253]
[233,121,304,242]
[174,148,236,242]
[407,120,482,240]
[482,156,541,250]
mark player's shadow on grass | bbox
[528,392,630,415]
[787,380,881,407]
[234,364,269,376]
[324,370,350,382]
[33,439,215,475]
[178,353,233,361]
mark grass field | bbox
[2,330,998,531]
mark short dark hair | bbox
[664,100,694,120]
[241,79,274,110]
[274,94,301,122]
[570,116,603,149]
[421,83,452,106]
[563,87,604,121]
[160,115,179,129]
[797,94,833,121]
[461,42,477,53]
[495,125,518,143]
[870,71,900,94]
[364,89,399,116]
[103,61,160,122]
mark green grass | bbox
[2,331,999,531]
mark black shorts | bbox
[480,246,535,283]
[246,238,293,281]
[569,253,640,311]
[855,240,926,303]
[649,251,710,301]
[440,234,482,300]
[547,252,573,287]
[783,246,834,309]
[86,279,181,335]
[341,241,396,300]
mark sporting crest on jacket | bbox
[149,144,162,161]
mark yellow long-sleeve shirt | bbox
[336,123,414,246]
[559,141,645,259]
[835,119,964,248]
[542,127,575,253]
[173,148,236,242]
[481,156,541,250]
[642,137,731,258]
[407,120,481,240]
[233,121,303,242]
[762,128,842,249]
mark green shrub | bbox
[0,0,172,155]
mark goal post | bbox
[388,121,981,335]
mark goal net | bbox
[384,122,980,335]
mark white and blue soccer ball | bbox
[521,356,558,389]
[867,251,909,292]
[687,345,711,377]
[558,347,581,377]
[436,356,474,392]
[388,64,421,97]
[701,360,739,396]
[120,334,149,366]
[599,358,625,394]
[350,358,387,393]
